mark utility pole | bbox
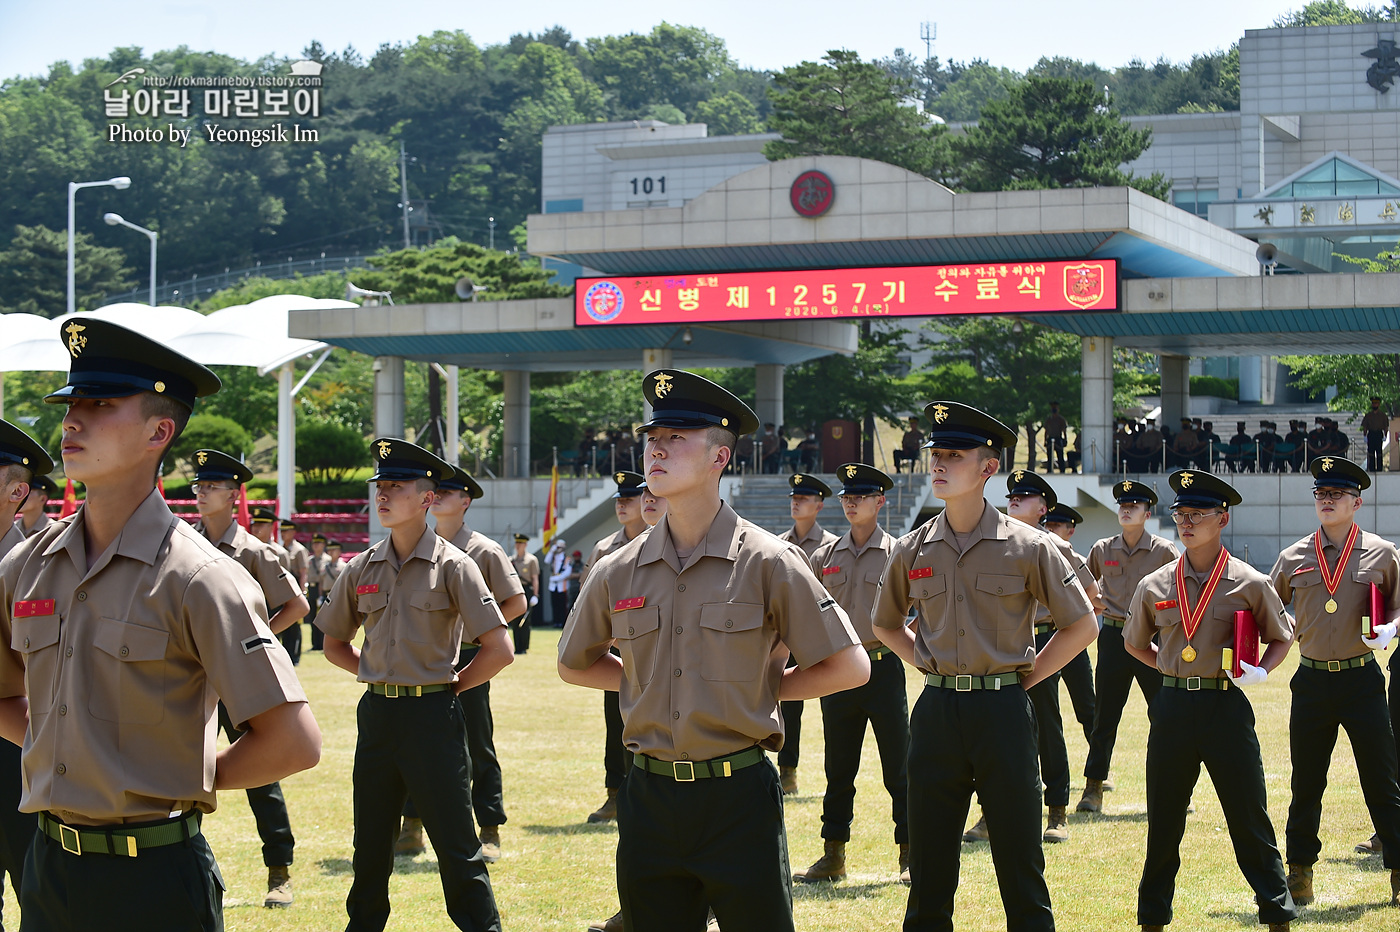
[488,216,496,251]
[399,141,411,249]
[920,21,936,62]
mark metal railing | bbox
[1114,435,1374,476]
[103,252,376,307]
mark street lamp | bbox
[68,177,131,315]
[104,213,158,306]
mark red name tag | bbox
[1103,560,1120,567]
[356,584,380,595]
[822,566,841,576]
[1294,565,1316,576]
[13,600,54,618]
[1154,599,1178,611]
[614,596,646,611]
[908,567,933,580]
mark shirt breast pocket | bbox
[11,614,60,715]
[611,606,661,686]
[975,574,1027,630]
[90,618,169,725]
[821,568,848,591]
[1353,569,1382,586]
[699,602,766,682]
[357,588,389,629]
[910,574,948,632]
[1101,564,1124,578]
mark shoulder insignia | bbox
[1154,599,1178,611]
[241,634,274,654]
[13,600,55,617]
[482,595,495,604]
[356,584,380,595]
[1103,560,1119,567]
[1062,572,1076,586]
[908,567,933,580]
[613,596,646,612]
[822,565,841,576]
[817,597,837,611]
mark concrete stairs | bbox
[727,473,929,539]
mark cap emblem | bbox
[653,373,674,398]
[1179,472,1194,488]
[196,451,208,466]
[845,465,858,479]
[377,440,393,460]
[1122,480,1133,491]
[1321,457,1334,471]
[64,323,87,357]
[931,404,949,424]
[793,475,803,484]
[615,472,625,484]
[1013,469,1025,482]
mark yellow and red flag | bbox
[236,484,251,530]
[58,479,78,518]
[542,465,559,547]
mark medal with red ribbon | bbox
[1174,547,1231,663]
[1314,522,1359,615]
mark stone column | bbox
[641,348,674,422]
[502,370,531,478]
[1160,355,1191,429]
[755,363,785,432]
[370,356,405,545]
[1080,337,1114,474]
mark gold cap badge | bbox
[931,403,949,424]
[1321,457,1334,471]
[653,373,673,398]
[845,465,858,478]
[1013,469,1025,482]
[196,451,208,466]
[793,475,803,484]
[615,472,625,484]
[377,440,392,460]
[64,322,87,357]
[1179,472,1194,487]
[1122,480,1133,491]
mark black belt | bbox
[1102,616,1126,628]
[924,672,1021,691]
[1300,654,1373,672]
[367,683,454,697]
[1162,675,1230,691]
[634,747,766,781]
[38,811,200,857]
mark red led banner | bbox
[575,260,1119,326]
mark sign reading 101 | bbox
[627,176,666,196]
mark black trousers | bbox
[348,690,499,932]
[217,702,294,867]
[819,651,909,844]
[1084,623,1161,782]
[1028,629,1070,808]
[0,737,35,931]
[1044,437,1066,472]
[1060,648,1095,744]
[905,684,1052,932]
[777,654,803,770]
[21,813,223,932]
[279,621,302,665]
[1138,686,1296,927]
[617,757,792,932]
[1368,431,1386,471]
[406,647,507,828]
[551,589,569,628]
[603,651,632,789]
[1287,661,1400,867]
[512,601,534,654]
[307,585,325,651]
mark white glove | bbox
[529,594,539,607]
[1226,659,1268,688]
[1363,620,1397,651]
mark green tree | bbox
[193,270,353,311]
[297,417,368,482]
[1273,0,1395,26]
[0,224,134,316]
[946,76,1169,198]
[694,91,761,134]
[765,50,947,178]
[350,238,571,303]
[168,414,253,478]
[583,23,735,116]
[931,60,1022,122]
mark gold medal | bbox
[1181,645,1197,663]
[1325,598,1338,614]
[1315,525,1358,622]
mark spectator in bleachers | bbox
[894,416,924,474]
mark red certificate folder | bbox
[1365,582,1385,640]
[1222,610,1259,678]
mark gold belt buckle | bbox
[1185,676,1202,691]
[384,684,400,698]
[58,823,81,856]
[954,674,973,692]
[1328,660,1342,672]
[672,760,696,782]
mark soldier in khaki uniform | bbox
[1042,502,1098,746]
[190,448,309,907]
[398,469,526,862]
[793,464,910,885]
[871,401,1096,932]
[307,533,330,650]
[0,317,320,931]
[16,475,57,540]
[0,420,53,928]
[1268,456,1400,906]
[559,369,868,932]
[317,438,513,932]
[510,533,540,653]
[775,472,838,796]
[578,470,648,825]
[279,519,311,662]
[1077,480,1176,814]
[1124,469,1297,931]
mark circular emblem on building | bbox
[582,280,626,323]
[790,170,835,218]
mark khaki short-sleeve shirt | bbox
[284,539,310,586]
[196,520,302,611]
[871,501,1093,677]
[512,551,539,593]
[810,524,895,648]
[0,490,304,823]
[21,515,52,540]
[314,526,505,686]
[1125,552,1293,677]
[307,552,331,589]
[452,527,525,606]
[1,523,22,560]
[1088,532,1179,621]
[558,502,859,762]
[581,527,638,588]
[1035,533,1095,624]
[779,521,838,560]
[1271,528,1399,662]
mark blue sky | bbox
[2,0,1314,80]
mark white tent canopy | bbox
[0,296,357,516]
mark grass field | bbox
[19,626,1396,931]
